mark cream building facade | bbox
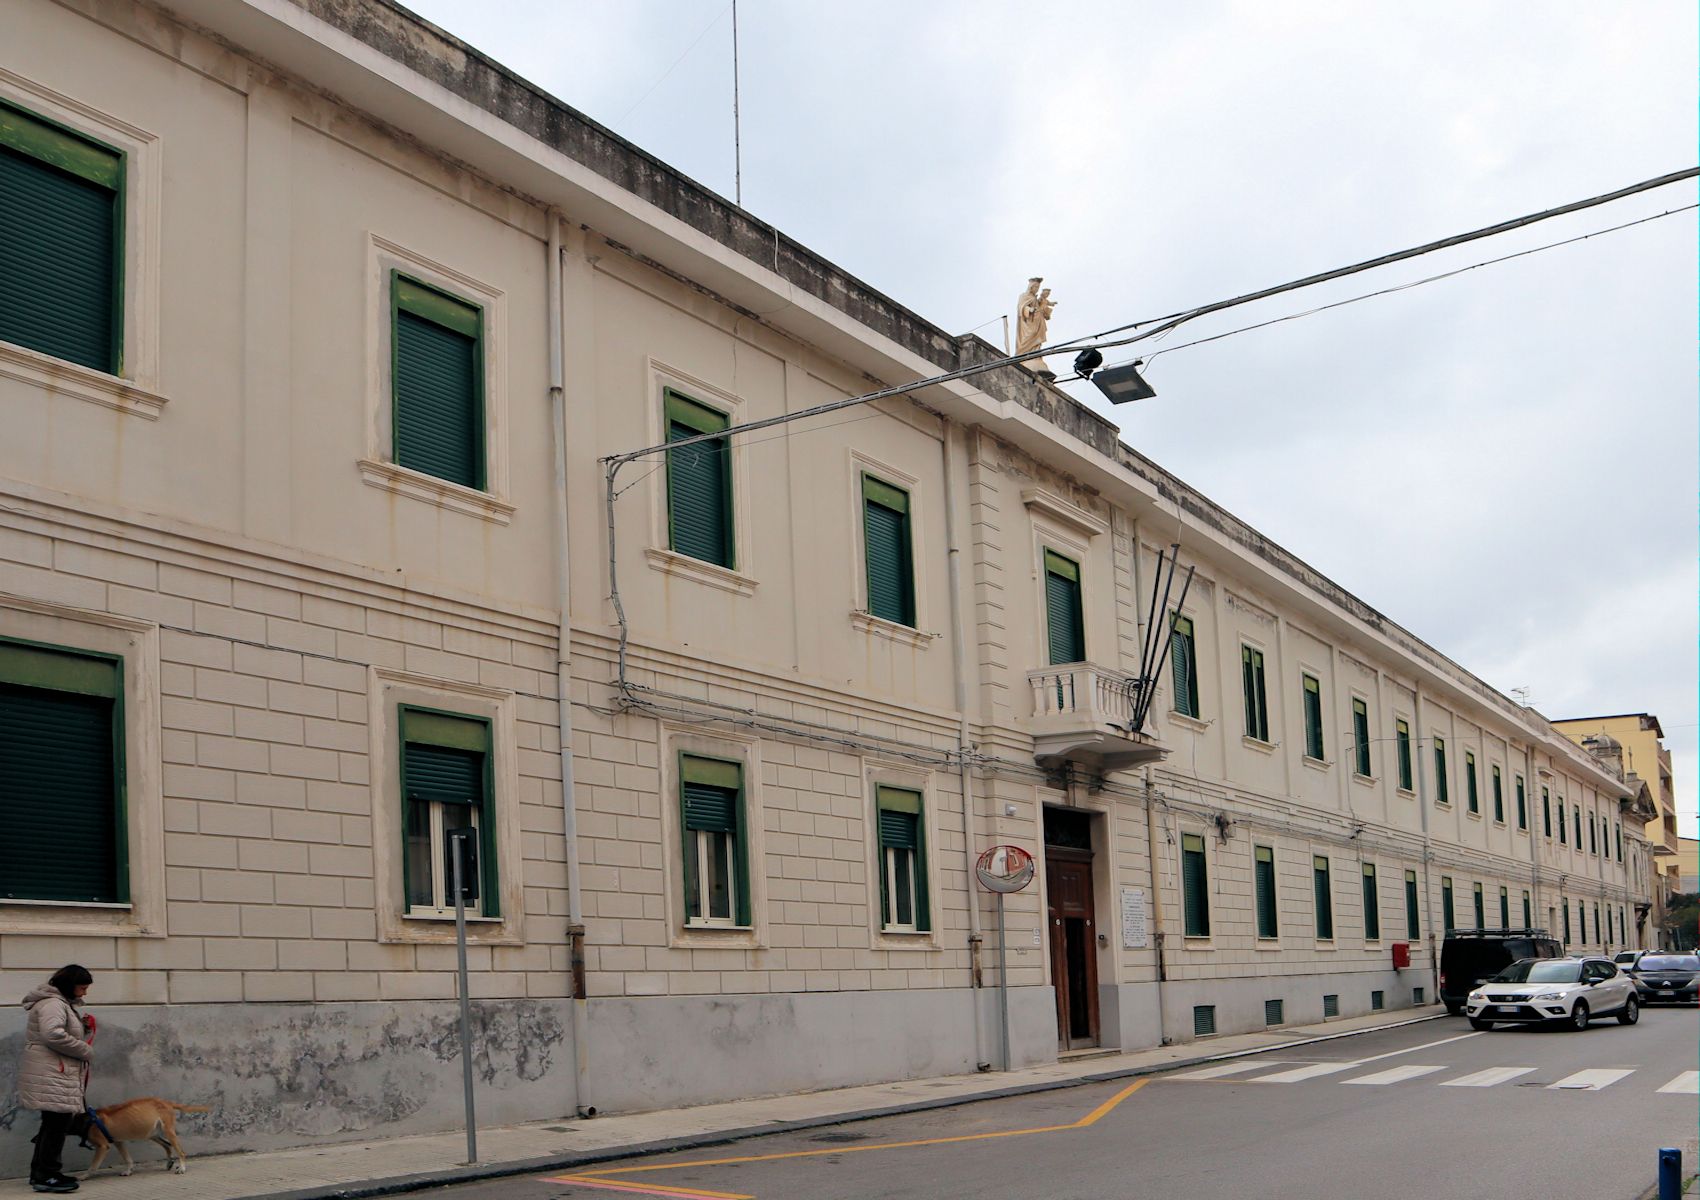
[0,0,1649,1169]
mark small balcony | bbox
[1024,662,1167,772]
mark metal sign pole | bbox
[997,891,1011,1072]
[450,833,478,1164]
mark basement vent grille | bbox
[1413,986,1425,1005]
[1193,1005,1217,1037]
[1323,993,1340,1018]
[1264,998,1283,1026]
[1371,990,1385,1011]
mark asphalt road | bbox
[453,1008,1698,1200]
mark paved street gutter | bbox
[243,1011,1446,1200]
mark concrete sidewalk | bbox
[1,1008,1445,1200]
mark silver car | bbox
[1465,956,1639,1031]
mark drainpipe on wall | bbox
[547,214,593,1118]
[1413,688,1437,1002]
[1524,742,1540,930]
[940,421,990,1071]
[1142,771,1170,1044]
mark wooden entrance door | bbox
[1046,848,1099,1049]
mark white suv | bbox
[1465,956,1639,1031]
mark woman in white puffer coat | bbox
[17,965,94,1194]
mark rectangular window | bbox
[1464,751,1477,813]
[1254,844,1278,939]
[1492,766,1504,823]
[1181,832,1210,937]
[1472,881,1484,929]
[1522,890,1532,929]
[1302,674,1324,760]
[875,786,930,932]
[1313,855,1333,940]
[679,754,750,926]
[1579,900,1587,943]
[400,706,497,918]
[862,476,916,626]
[1323,993,1339,1018]
[1241,645,1269,742]
[1542,787,1552,837]
[1352,698,1371,777]
[1043,549,1085,665]
[1169,613,1199,718]
[1562,902,1571,944]
[1404,869,1420,938]
[1593,903,1600,944]
[1361,862,1380,940]
[1433,737,1448,805]
[1441,876,1455,931]
[1587,813,1597,856]
[1371,990,1385,1011]
[0,638,126,903]
[392,273,485,490]
[1193,1005,1216,1036]
[1516,776,1527,830]
[1558,795,1567,844]
[1265,998,1283,1026]
[1573,806,1581,847]
[667,391,734,568]
[1498,886,1509,930]
[1395,719,1413,790]
[1615,823,1622,862]
[0,101,124,373]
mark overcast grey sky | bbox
[405,0,1697,833]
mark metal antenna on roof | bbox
[732,0,742,206]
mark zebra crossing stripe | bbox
[1440,1066,1537,1088]
[1251,1061,1361,1083]
[1549,1069,1634,1091]
[1657,1072,1699,1094]
[1172,1060,1298,1080]
[1344,1064,1446,1086]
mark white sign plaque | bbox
[1120,887,1149,949]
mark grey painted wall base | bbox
[1157,968,1428,1043]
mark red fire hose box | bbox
[1391,941,1411,969]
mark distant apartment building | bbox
[0,0,1648,1170]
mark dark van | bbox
[1439,928,1563,1015]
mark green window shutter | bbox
[1352,699,1371,777]
[1395,720,1413,790]
[679,755,749,926]
[1442,877,1454,932]
[1181,833,1209,937]
[1588,815,1596,855]
[1043,550,1084,665]
[1433,739,1448,805]
[1491,767,1503,822]
[1543,789,1553,838]
[1499,887,1509,929]
[1313,857,1333,940]
[1472,883,1484,928]
[1615,823,1622,861]
[1254,845,1278,939]
[1572,806,1580,845]
[1302,675,1323,760]
[392,274,483,490]
[1523,892,1532,928]
[862,476,914,626]
[1516,777,1527,829]
[1465,753,1478,813]
[399,706,497,915]
[1404,870,1420,938]
[0,102,123,373]
[1561,904,1570,942]
[1169,613,1198,718]
[1362,863,1379,940]
[1242,646,1268,741]
[665,391,734,568]
[876,786,929,931]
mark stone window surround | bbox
[0,594,165,938]
[864,759,943,951]
[660,723,768,950]
[849,448,936,648]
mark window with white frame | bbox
[400,706,496,918]
[875,786,930,932]
[679,754,749,927]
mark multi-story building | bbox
[0,0,1644,1170]
[1677,837,1699,896]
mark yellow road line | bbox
[570,1077,1149,1179]
[546,1174,754,1200]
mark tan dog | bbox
[81,1099,211,1177]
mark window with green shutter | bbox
[1572,805,1581,846]
[0,638,125,903]
[1181,832,1209,937]
[1313,856,1333,940]
[392,274,485,490]
[1395,719,1413,790]
[0,101,124,374]
[1491,766,1503,822]
[1522,890,1532,929]
[1301,674,1324,760]
[1043,550,1084,665]
[1615,822,1622,862]
[1169,612,1199,718]
[1241,645,1269,742]
[1404,869,1419,938]
[1361,862,1379,940]
[399,706,497,917]
[1352,698,1371,777]
[1587,813,1596,855]
[1464,752,1478,814]
[1254,844,1278,939]
[665,391,735,568]
[862,476,915,627]
[679,754,750,926]
[1472,882,1484,929]
[1515,775,1527,830]
[1441,876,1455,932]
[1592,903,1600,945]
[1498,887,1509,930]
[1542,787,1551,837]
[1433,738,1449,805]
[876,786,929,932]
[1561,903,1570,943]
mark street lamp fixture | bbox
[1088,359,1157,404]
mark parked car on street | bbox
[1464,957,1639,1031]
[1439,928,1563,1016]
[1627,953,1700,1005]
[1612,950,1643,969]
